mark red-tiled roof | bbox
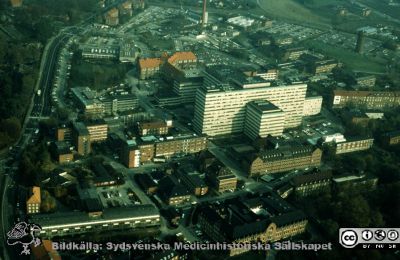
[139,58,162,69]
[107,8,119,17]
[167,52,197,65]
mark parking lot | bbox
[96,181,141,208]
[261,20,323,41]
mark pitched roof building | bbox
[27,186,41,214]
[198,197,307,256]
[246,145,322,176]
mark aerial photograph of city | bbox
[0,0,399,259]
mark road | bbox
[0,1,130,258]
[31,32,74,118]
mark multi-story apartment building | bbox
[302,96,323,116]
[72,122,91,156]
[26,186,41,214]
[138,58,162,80]
[119,41,137,63]
[104,8,119,26]
[244,100,285,140]
[256,69,279,81]
[71,87,105,117]
[137,120,170,136]
[335,137,374,154]
[333,90,400,109]
[32,205,160,238]
[272,35,293,46]
[158,176,191,206]
[194,67,307,136]
[155,134,208,158]
[247,145,322,176]
[86,121,108,142]
[198,198,308,256]
[155,92,182,107]
[122,139,156,168]
[312,59,339,74]
[290,171,332,197]
[206,165,237,193]
[167,51,197,67]
[382,130,400,146]
[52,141,73,164]
[118,1,133,17]
[138,51,197,80]
[100,93,138,115]
[123,135,207,168]
[55,126,72,142]
[283,47,307,61]
[81,46,119,60]
[122,140,141,168]
[178,170,208,196]
[71,87,137,116]
[333,174,378,191]
[171,69,203,103]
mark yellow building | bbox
[105,8,119,26]
[26,186,41,214]
[335,137,374,154]
[247,146,322,176]
[382,131,400,146]
[86,121,108,142]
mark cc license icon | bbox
[340,230,358,248]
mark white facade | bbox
[303,96,323,116]
[193,83,307,136]
[244,100,285,140]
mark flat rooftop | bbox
[247,100,282,113]
[32,205,159,228]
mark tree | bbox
[1,117,21,139]
[56,107,70,122]
[332,67,356,87]
[41,190,57,213]
[54,186,68,198]
[335,195,371,227]
[320,219,339,240]
[0,132,12,150]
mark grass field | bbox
[304,40,386,73]
[257,0,331,28]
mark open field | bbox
[304,40,386,73]
[360,0,400,22]
[257,0,331,29]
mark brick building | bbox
[198,198,308,256]
[335,137,374,154]
[246,145,322,176]
[333,90,400,109]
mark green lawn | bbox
[305,40,386,73]
[258,0,331,28]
